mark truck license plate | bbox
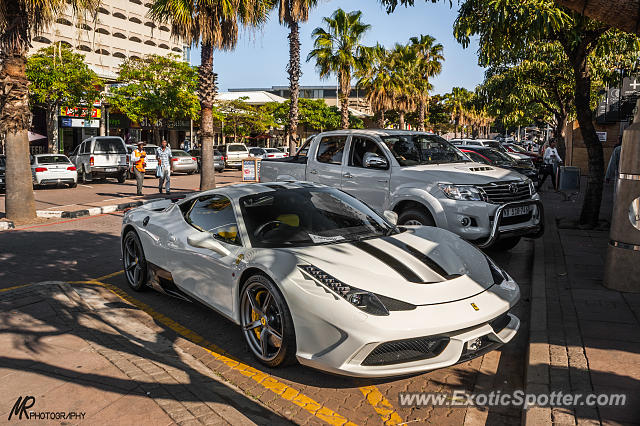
[504,206,530,217]
[106,168,117,172]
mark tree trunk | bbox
[571,45,603,227]
[339,72,350,129]
[399,112,405,130]
[377,110,385,128]
[0,51,36,221]
[287,21,301,155]
[554,112,568,160]
[198,43,216,191]
[418,99,426,132]
[46,103,59,153]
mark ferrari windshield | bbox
[380,134,469,166]
[240,187,392,248]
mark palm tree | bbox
[0,0,97,221]
[277,0,317,155]
[409,35,443,131]
[356,44,394,128]
[445,87,473,137]
[388,43,419,130]
[307,9,371,129]
[149,0,269,191]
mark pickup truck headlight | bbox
[527,179,536,196]
[438,183,485,201]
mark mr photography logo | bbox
[8,396,87,421]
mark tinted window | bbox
[316,136,346,165]
[240,188,391,248]
[173,150,189,157]
[185,195,241,245]
[250,148,264,155]
[465,151,490,164]
[143,146,158,155]
[93,138,125,154]
[0,156,5,167]
[381,134,469,166]
[228,145,247,152]
[36,155,71,164]
[265,148,281,153]
[214,150,222,156]
[349,136,387,168]
[296,139,312,158]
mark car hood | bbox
[286,227,497,306]
[398,162,526,185]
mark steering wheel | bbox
[253,220,286,237]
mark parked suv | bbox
[126,144,159,177]
[214,143,248,168]
[69,136,128,183]
[260,130,543,250]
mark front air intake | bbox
[362,336,450,366]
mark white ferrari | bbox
[121,182,520,377]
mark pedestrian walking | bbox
[131,140,146,196]
[537,140,563,191]
[156,140,172,194]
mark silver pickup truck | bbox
[260,130,543,250]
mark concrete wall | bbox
[564,120,624,175]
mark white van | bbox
[214,143,248,168]
[69,136,128,183]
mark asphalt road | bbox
[0,210,533,425]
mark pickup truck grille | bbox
[478,181,531,204]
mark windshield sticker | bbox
[308,234,345,244]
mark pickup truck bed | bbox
[260,157,307,182]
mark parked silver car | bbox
[31,154,78,188]
[170,150,198,174]
[187,149,225,172]
[68,136,128,183]
[248,147,287,159]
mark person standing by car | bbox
[131,141,147,195]
[538,140,563,191]
[156,140,172,194]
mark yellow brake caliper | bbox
[252,290,266,340]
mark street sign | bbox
[242,158,260,182]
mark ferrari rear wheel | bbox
[240,275,296,368]
[123,231,147,291]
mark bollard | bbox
[604,100,640,292]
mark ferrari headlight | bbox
[438,183,485,201]
[299,265,395,316]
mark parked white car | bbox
[248,147,287,159]
[31,154,77,188]
[215,143,249,168]
[69,136,128,183]
[126,144,159,177]
[121,182,520,377]
[260,130,543,250]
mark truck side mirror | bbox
[364,154,388,169]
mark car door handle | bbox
[309,169,318,175]
[343,172,353,179]
[377,179,388,183]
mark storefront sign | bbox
[61,118,100,128]
[60,106,101,119]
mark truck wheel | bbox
[398,209,435,227]
[117,172,126,183]
[489,237,521,251]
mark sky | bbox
[189,0,485,95]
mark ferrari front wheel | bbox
[122,231,147,291]
[240,275,297,368]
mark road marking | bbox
[80,184,93,188]
[72,274,358,426]
[0,283,32,293]
[359,386,404,425]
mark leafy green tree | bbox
[109,54,199,144]
[218,98,276,142]
[265,98,363,133]
[444,87,473,137]
[27,44,101,154]
[149,0,270,190]
[308,8,371,129]
[356,44,394,128]
[0,0,97,221]
[454,0,640,227]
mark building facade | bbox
[28,0,191,153]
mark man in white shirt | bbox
[537,140,563,191]
[156,140,172,194]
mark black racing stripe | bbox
[381,237,451,278]
[352,241,423,283]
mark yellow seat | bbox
[277,214,300,227]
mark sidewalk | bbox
[0,281,290,425]
[525,185,640,425]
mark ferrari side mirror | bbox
[383,210,398,226]
[187,232,231,257]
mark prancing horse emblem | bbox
[471,303,479,311]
